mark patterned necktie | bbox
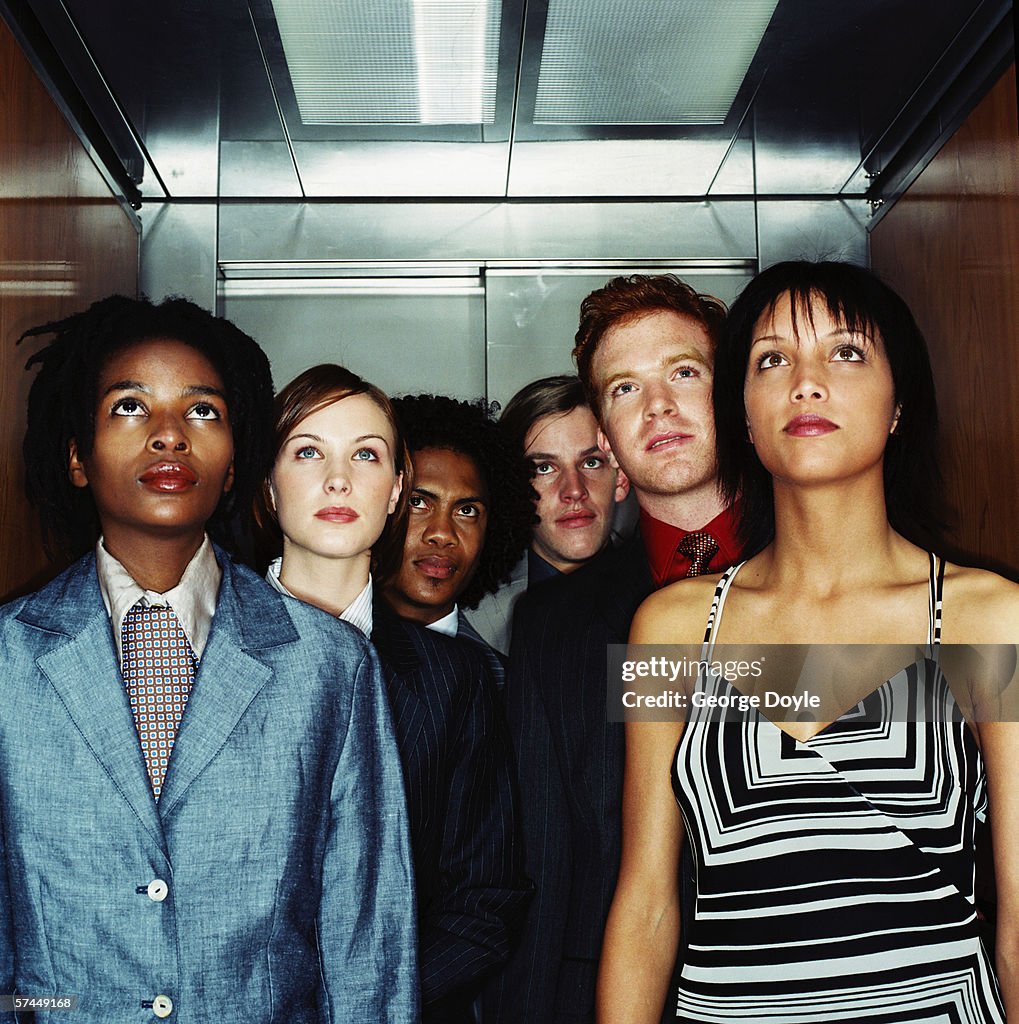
[677,532,719,578]
[121,603,196,800]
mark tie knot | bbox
[677,531,719,577]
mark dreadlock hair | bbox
[716,260,946,556]
[258,364,412,582]
[385,394,537,609]
[21,294,275,561]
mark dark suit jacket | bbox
[484,534,653,1023]
[371,601,531,1023]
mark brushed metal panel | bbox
[140,202,218,311]
[217,200,758,262]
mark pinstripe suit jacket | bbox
[372,601,531,1024]
[484,534,653,1023]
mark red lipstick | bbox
[783,414,838,436]
[139,462,198,491]
[315,506,359,523]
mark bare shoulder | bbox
[942,562,1019,643]
[629,573,723,645]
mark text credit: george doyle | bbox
[607,643,1019,724]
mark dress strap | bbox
[926,551,946,648]
[701,561,746,659]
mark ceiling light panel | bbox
[534,0,779,125]
[269,0,501,124]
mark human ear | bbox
[613,468,630,504]
[222,461,235,494]
[596,427,620,471]
[388,471,404,515]
[67,439,89,489]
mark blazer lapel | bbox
[156,556,284,817]
[371,603,427,758]
[22,555,167,853]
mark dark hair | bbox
[573,274,727,415]
[385,394,536,608]
[716,260,946,555]
[260,364,411,581]
[21,294,274,560]
[499,375,588,454]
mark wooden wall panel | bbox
[0,19,139,601]
[871,64,1019,577]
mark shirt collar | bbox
[96,535,220,663]
[638,504,743,588]
[527,549,563,587]
[265,557,374,637]
[425,605,459,638]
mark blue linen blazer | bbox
[0,550,418,1024]
[371,601,530,1023]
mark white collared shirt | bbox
[425,605,459,638]
[96,535,220,666]
[265,557,374,638]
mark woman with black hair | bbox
[0,297,417,1023]
[597,262,1019,1023]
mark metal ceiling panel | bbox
[533,0,779,125]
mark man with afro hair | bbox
[380,393,535,681]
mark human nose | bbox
[148,411,189,453]
[642,379,676,418]
[560,465,589,503]
[791,360,828,402]
[423,508,457,547]
[323,460,351,494]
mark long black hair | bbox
[21,294,275,560]
[715,261,946,555]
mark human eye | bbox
[582,455,605,470]
[408,493,428,511]
[457,503,480,519]
[352,447,379,461]
[532,461,555,476]
[111,397,146,417]
[186,401,222,421]
[673,365,700,379]
[832,344,865,362]
[294,445,322,460]
[609,381,637,398]
[755,351,789,371]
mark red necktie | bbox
[121,603,196,800]
[678,532,719,578]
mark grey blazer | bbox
[0,551,418,1023]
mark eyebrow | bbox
[286,432,392,447]
[527,445,601,462]
[413,486,487,506]
[751,327,873,346]
[600,350,710,390]
[104,380,227,400]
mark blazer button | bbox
[147,879,169,902]
[152,994,173,1018]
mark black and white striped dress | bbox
[671,554,1005,1022]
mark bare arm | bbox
[597,589,704,1023]
[977,720,1019,1018]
